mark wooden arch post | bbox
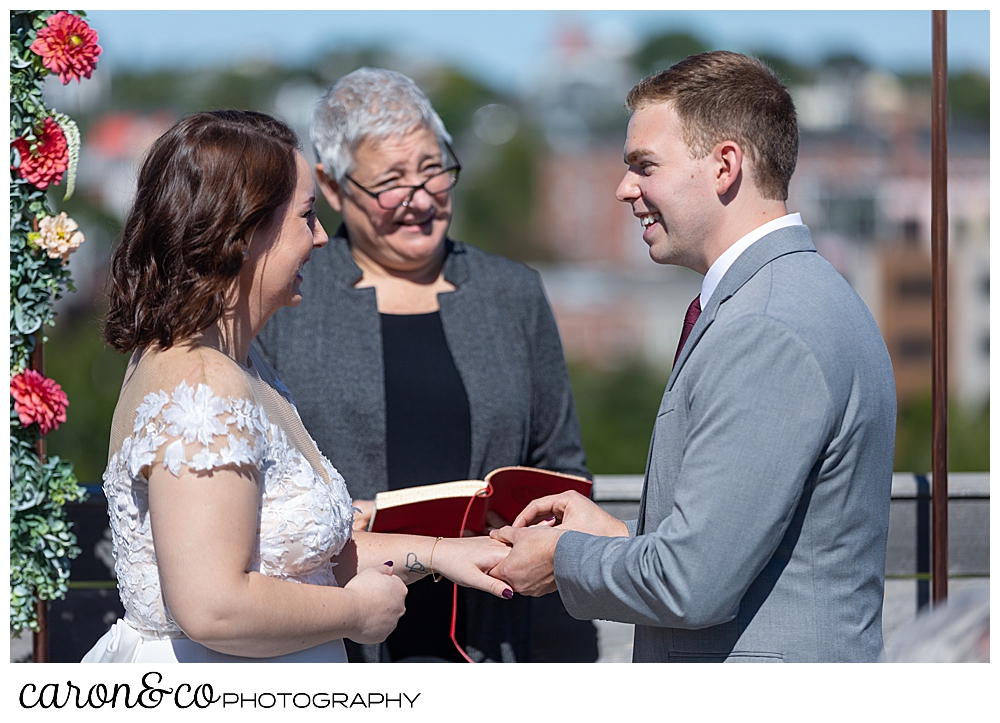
[30,333,50,662]
[930,10,949,605]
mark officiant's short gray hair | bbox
[311,68,452,183]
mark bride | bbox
[83,110,513,663]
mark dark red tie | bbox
[673,295,702,366]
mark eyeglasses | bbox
[345,145,462,210]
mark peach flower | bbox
[31,212,85,262]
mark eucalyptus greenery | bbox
[10,9,86,634]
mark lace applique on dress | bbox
[103,380,354,640]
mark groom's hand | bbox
[513,491,629,538]
[488,526,564,597]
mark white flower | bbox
[226,398,258,432]
[118,436,133,472]
[128,431,165,478]
[190,448,222,471]
[219,433,256,468]
[134,390,170,433]
[104,453,119,482]
[255,407,270,433]
[163,382,229,446]
[162,440,187,476]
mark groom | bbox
[491,51,896,662]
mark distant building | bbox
[876,244,935,404]
[528,21,637,153]
[535,149,648,269]
[790,115,989,407]
[532,264,701,370]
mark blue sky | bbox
[86,10,989,92]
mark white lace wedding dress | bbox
[82,344,355,663]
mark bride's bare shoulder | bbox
[131,344,253,401]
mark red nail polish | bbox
[502,589,513,599]
[384,560,393,567]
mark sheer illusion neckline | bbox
[112,342,329,486]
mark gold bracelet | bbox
[428,536,444,583]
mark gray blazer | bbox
[554,225,896,662]
[256,228,590,662]
[256,228,589,494]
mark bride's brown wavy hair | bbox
[103,110,300,353]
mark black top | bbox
[381,311,472,490]
[380,311,472,662]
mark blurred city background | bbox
[41,10,989,486]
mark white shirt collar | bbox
[700,213,803,308]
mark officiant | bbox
[256,67,593,663]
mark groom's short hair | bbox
[626,51,798,201]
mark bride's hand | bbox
[341,563,408,644]
[433,536,514,599]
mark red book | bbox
[367,466,592,538]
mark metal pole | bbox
[29,332,50,662]
[930,10,949,605]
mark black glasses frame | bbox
[345,141,462,210]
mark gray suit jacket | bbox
[554,225,896,662]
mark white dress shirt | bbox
[700,213,803,308]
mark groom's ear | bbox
[315,164,344,213]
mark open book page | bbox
[373,479,488,510]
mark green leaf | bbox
[10,8,90,633]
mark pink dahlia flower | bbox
[11,118,69,190]
[29,11,102,85]
[10,369,69,435]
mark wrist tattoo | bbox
[405,552,426,574]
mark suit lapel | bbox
[638,226,816,532]
[665,225,816,390]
